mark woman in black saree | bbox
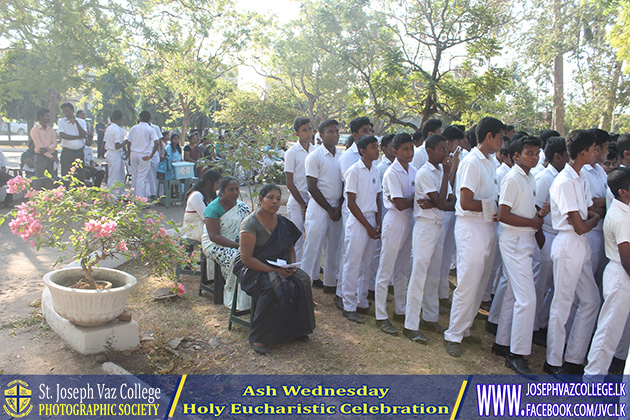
[237,184,316,355]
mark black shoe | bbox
[485,320,498,335]
[532,328,547,347]
[543,361,564,375]
[563,362,585,375]
[312,279,324,289]
[444,340,462,357]
[609,356,626,375]
[334,295,344,311]
[343,310,364,324]
[506,353,533,375]
[376,319,399,335]
[463,335,482,345]
[356,305,373,316]
[480,300,492,312]
[419,320,446,333]
[323,286,336,294]
[250,342,270,355]
[403,328,429,344]
[367,290,375,300]
[491,343,510,357]
[393,313,405,323]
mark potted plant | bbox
[1,172,190,326]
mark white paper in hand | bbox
[481,198,497,223]
[266,259,301,268]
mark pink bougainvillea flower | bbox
[176,283,186,297]
[116,240,128,252]
[6,176,30,194]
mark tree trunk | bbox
[599,61,622,132]
[552,54,565,135]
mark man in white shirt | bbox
[127,111,159,200]
[285,117,314,261]
[57,102,88,181]
[411,119,442,170]
[545,130,601,375]
[104,111,128,194]
[148,120,163,199]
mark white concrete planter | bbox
[43,267,137,327]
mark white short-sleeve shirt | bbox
[411,143,428,170]
[57,117,88,150]
[382,158,416,215]
[128,122,159,155]
[344,159,381,215]
[455,147,498,219]
[284,141,312,201]
[104,123,125,154]
[499,164,537,232]
[376,157,393,181]
[603,198,630,263]
[583,163,608,231]
[339,142,361,178]
[413,162,451,220]
[535,164,560,234]
[304,144,343,207]
[496,162,511,187]
[549,164,593,234]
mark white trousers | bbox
[444,217,497,343]
[532,229,556,330]
[547,232,601,366]
[341,213,376,311]
[130,153,151,199]
[488,225,507,325]
[148,155,159,197]
[405,218,443,330]
[336,206,350,299]
[287,195,307,261]
[587,228,607,287]
[374,211,413,320]
[301,201,341,287]
[106,152,125,195]
[495,229,537,356]
[439,212,456,299]
[584,261,630,376]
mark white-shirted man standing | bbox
[127,111,159,200]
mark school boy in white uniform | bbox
[301,119,343,291]
[374,133,416,336]
[444,117,505,358]
[411,119,442,171]
[544,129,601,375]
[284,117,314,261]
[584,167,630,377]
[493,136,548,374]
[531,137,568,344]
[404,134,455,344]
[341,135,382,324]
[127,111,160,200]
[104,110,128,195]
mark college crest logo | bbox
[4,379,33,418]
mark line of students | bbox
[285,115,630,376]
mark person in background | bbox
[104,110,127,195]
[84,139,105,187]
[57,102,88,181]
[21,140,36,178]
[0,149,14,207]
[96,117,106,158]
[30,108,58,190]
[182,169,222,243]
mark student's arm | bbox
[184,148,193,162]
[286,172,306,209]
[443,194,456,211]
[459,188,483,212]
[376,192,382,231]
[144,140,159,161]
[619,242,630,278]
[240,231,295,277]
[566,210,600,235]
[347,192,378,238]
[449,149,460,187]
[498,204,543,230]
[589,201,606,218]
[425,162,451,210]
[307,176,335,217]
[205,217,239,248]
[392,197,414,211]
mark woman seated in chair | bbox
[238,184,315,355]
[183,169,222,243]
[201,176,250,309]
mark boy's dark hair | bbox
[412,131,423,142]
[607,142,618,161]
[60,102,74,111]
[293,117,311,132]
[162,131,170,139]
[505,125,515,132]
[566,130,596,160]
[422,119,443,139]
[76,110,85,117]
[424,134,447,151]
[380,133,395,149]
[442,126,465,142]
[544,136,566,164]
[509,135,542,160]
[356,135,378,154]
[618,134,630,159]
[318,118,338,133]
[499,140,510,157]
[350,117,372,134]
[393,133,413,150]
[111,110,123,122]
[511,131,528,142]
[139,110,151,123]
[476,117,506,144]
[27,139,34,148]
[37,108,49,119]
[587,128,611,147]
[467,125,477,148]
[539,129,560,146]
[453,124,466,133]
[610,133,619,143]
[607,167,630,199]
